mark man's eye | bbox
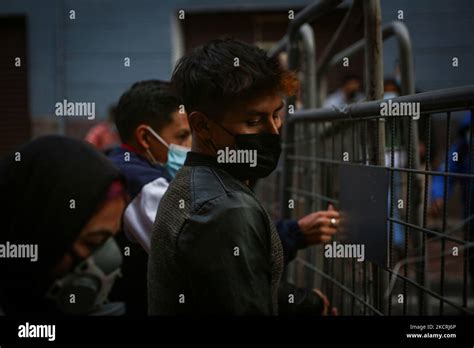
[246,120,260,126]
[83,241,101,250]
[80,238,106,251]
[177,132,191,141]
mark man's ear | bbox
[134,124,151,150]
[188,111,211,141]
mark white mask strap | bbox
[146,126,169,149]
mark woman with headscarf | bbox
[0,135,127,315]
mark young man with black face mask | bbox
[149,38,306,315]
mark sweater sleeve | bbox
[275,219,307,264]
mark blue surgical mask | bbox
[383,92,398,100]
[145,126,190,179]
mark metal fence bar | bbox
[385,268,474,315]
[362,0,385,314]
[465,110,474,312]
[440,112,452,314]
[388,115,395,315]
[287,153,474,181]
[420,114,432,314]
[267,36,287,58]
[287,0,343,42]
[295,257,384,315]
[363,0,383,102]
[300,24,317,109]
[288,85,474,124]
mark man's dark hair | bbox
[107,104,117,123]
[384,78,401,94]
[171,38,298,117]
[115,80,180,143]
[341,74,361,86]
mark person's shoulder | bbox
[109,148,165,177]
[108,148,170,198]
[178,178,269,253]
[187,166,260,216]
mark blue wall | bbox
[380,0,474,92]
[0,0,473,122]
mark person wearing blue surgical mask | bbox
[107,80,191,315]
[383,78,401,100]
[144,125,190,179]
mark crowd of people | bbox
[1,37,378,316]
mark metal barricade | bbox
[256,0,474,315]
[257,86,474,315]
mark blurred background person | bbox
[383,77,402,100]
[84,105,121,154]
[323,74,364,108]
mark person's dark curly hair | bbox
[115,80,180,143]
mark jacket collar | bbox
[184,151,254,188]
[184,151,220,167]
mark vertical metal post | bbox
[363,0,385,314]
[298,23,320,288]
[393,22,414,96]
[55,0,66,135]
[394,21,424,313]
[363,0,383,102]
[280,33,299,220]
[299,24,317,109]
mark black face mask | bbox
[347,90,357,100]
[210,119,282,181]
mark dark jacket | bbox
[148,151,283,315]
